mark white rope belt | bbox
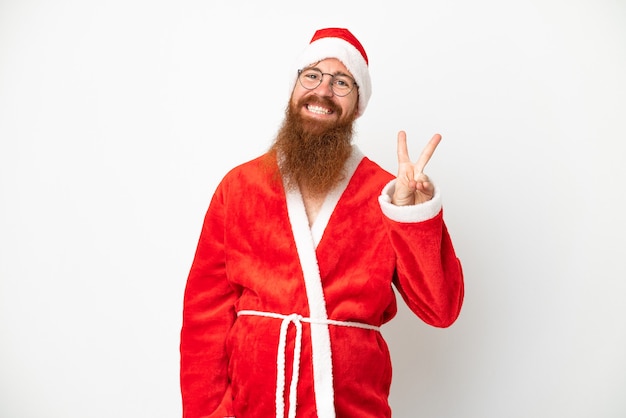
[237,310,381,418]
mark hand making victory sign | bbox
[392,131,442,206]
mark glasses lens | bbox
[331,75,354,96]
[299,69,322,90]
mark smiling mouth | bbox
[306,104,333,115]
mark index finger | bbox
[415,133,442,174]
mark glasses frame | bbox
[297,68,358,97]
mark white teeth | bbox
[307,105,331,114]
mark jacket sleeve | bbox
[378,180,464,327]
[180,181,239,418]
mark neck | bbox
[300,184,327,227]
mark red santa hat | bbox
[294,28,372,117]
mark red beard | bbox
[269,96,357,196]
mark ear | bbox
[353,94,360,117]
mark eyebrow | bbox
[306,66,352,78]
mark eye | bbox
[334,76,352,89]
[303,70,320,80]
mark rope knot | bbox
[286,313,303,323]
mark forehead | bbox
[306,58,352,76]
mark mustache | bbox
[295,94,341,116]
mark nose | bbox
[315,76,334,97]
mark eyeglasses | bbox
[297,68,358,97]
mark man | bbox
[180,27,464,418]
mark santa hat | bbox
[294,28,371,117]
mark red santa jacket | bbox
[180,147,464,418]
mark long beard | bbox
[270,96,356,196]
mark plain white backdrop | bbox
[1,0,625,417]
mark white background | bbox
[1,1,625,417]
